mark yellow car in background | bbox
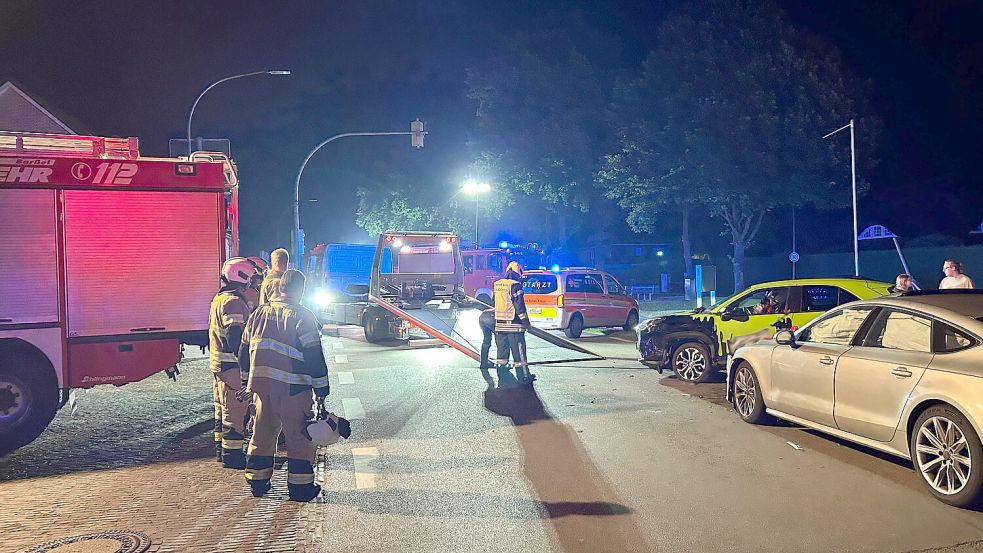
[636,277,893,382]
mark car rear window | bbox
[524,275,557,294]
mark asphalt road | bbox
[3,325,983,552]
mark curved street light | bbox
[186,70,291,156]
[293,121,427,265]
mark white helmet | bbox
[305,412,351,447]
[222,257,259,286]
[246,256,268,275]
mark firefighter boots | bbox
[288,483,322,502]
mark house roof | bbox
[0,80,89,135]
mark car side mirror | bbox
[775,329,798,348]
[721,311,748,322]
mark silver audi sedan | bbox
[727,290,983,507]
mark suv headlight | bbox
[637,317,664,334]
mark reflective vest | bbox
[494,278,528,333]
[239,301,329,397]
[208,290,250,374]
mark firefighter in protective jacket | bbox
[259,248,289,305]
[493,261,535,384]
[209,257,261,469]
[238,269,330,502]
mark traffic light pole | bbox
[293,122,426,268]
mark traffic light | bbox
[411,119,425,149]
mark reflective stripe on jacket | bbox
[208,290,250,374]
[239,301,329,397]
[494,278,528,333]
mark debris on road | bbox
[787,441,805,451]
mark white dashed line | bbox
[334,354,349,364]
[351,447,379,489]
[341,398,366,419]
[337,372,355,385]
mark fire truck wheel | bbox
[364,314,387,344]
[0,344,59,456]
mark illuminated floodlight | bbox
[461,179,491,195]
[656,250,664,257]
[400,245,412,254]
[392,239,403,248]
[314,289,333,307]
[551,264,561,273]
[438,240,452,252]
[499,241,509,248]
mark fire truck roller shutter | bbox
[63,190,222,337]
[0,189,59,325]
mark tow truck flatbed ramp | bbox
[369,295,605,365]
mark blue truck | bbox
[306,242,378,304]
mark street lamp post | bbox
[823,119,860,276]
[461,179,490,243]
[293,121,427,266]
[186,70,291,156]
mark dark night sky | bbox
[1,1,980,257]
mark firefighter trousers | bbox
[245,390,317,493]
[214,371,249,465]
[212,376,223,456]
[494,331,528,369]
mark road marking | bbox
[352,447,379,489]
[332,342,344,349]
[609,336,635,343]
[342,397,366,419]
[337,372,355,385]
[334,354,349,364]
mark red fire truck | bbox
[0,131,238,454]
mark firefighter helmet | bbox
[246,256,268,275]
[221,257,259,286]
[505,261,523,276]
[305,412,351,447]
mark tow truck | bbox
[319,231,603,365]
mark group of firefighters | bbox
[207,250,534,502]
[208,248,335,502]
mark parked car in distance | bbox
[637,277,892,383]
[523,267,639,338]
[728,290,983,507]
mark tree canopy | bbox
[599,0,881,291]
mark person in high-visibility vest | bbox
[493,261,535,385]
[238,269,330,501]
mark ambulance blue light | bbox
[499,241,509,248]
[656,250,664,257]
[550,264,561,273]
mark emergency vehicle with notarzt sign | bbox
[0,131,239,455]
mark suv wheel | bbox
[671,342,712,383]
[564,314,584,339]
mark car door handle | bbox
[819,356,834,365]
[892,367,913,378]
